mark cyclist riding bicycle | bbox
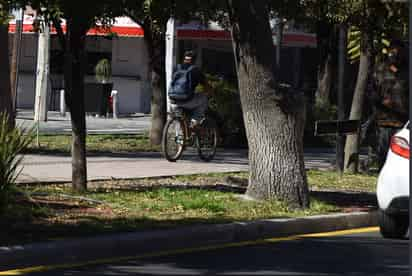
[168,50,213,128]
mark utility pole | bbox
[165,17,176,113]
[34,20,50,123]
[336,24,347,175]
[10,8,24,116]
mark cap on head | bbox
[183,50,196,63]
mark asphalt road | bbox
[23,229,409,276]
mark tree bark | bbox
[227,0,309,208]
[149,69,166,145]
[10,16,22,114]
[64,20,88,191]
[0,23,14,127]
[142,24,166,145]
[344,32,372,173]
[315,21,336,106]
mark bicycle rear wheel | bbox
[196,117,217,162]
[162,118,185,162]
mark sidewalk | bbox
[16,110,151,134]
[17,150,340,184]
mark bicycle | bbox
[162,108,217,162]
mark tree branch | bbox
[51,17,66,51]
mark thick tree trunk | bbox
[227,0,309,208]
[344,33,372,173]
[64,20,87,191]
[0,24,14,127]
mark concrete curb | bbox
[0,211,378,270]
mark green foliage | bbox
[0,113,33,213]
[205,75,247,147]
[0,1,10,25]
[95,58,112,83]
[313,100,337,121]
[304,100,338,147]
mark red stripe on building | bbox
[177,29,232,40]
[9,24,144,37]
[177,29,316,46]
[284,33,316,44]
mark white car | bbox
[377,122,409,238]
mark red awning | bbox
[8,16,145,37]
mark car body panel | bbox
[376,124,409,212]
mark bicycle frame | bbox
[169,108,194,147]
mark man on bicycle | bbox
[168,50,212,128]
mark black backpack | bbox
[168,64,195,101]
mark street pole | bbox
[10,8,24,117]
[336,24,347,175]
[165,17,176,114]
[34,20,50,123]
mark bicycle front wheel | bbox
[162,118,185,162]
[196,118,217,162]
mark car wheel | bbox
[378,210,409,239]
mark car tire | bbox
[378,209,409,239]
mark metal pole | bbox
[60,89,66,116]
[34,21,50,122]
[165,17,176,114]
[336,24,347,175]
[111,90,118,119]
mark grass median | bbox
[26,133,160,154]
[2,170,378,246]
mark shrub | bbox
[0,113,33,214]
[202,75,247,147]
[304,99,338,147]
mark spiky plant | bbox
[0,113,33,213]
[95,58,112,83]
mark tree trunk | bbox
[344,32,372,173]
[64,20,87,191]
[0,23,14,127]
[149,69,166,144]
[227,0,309,208]
[142,24,166,145]
[315,21,336,106]
[10,16,22,114]
[316,54,333,105]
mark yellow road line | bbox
[0,227,379,275]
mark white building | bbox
[9,16,317,115]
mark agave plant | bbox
[95,58,112,84]
[0,113,34,213]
